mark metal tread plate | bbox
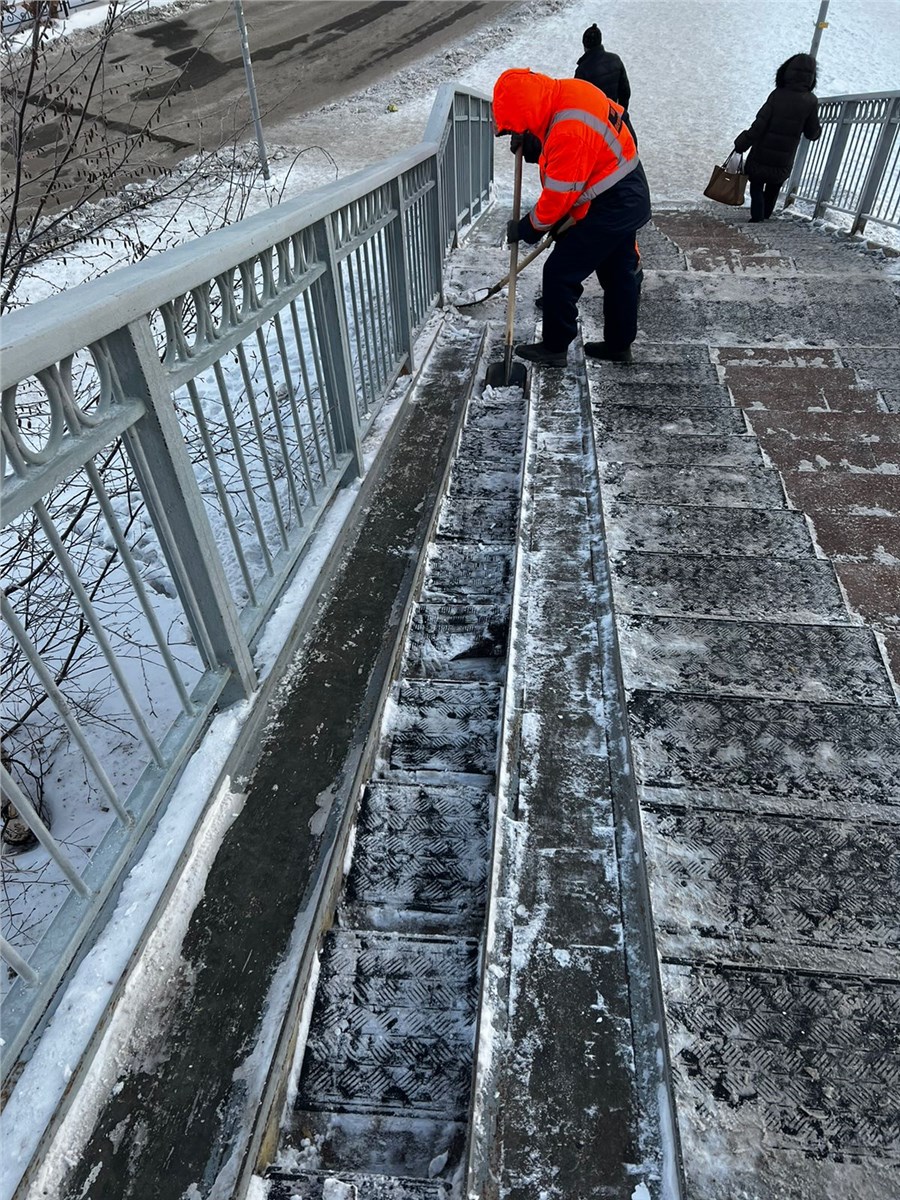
[297,932,478,1119]
[382,680,502,776]
[593,403,749,436]
[611,550,848,622]
[405,601,510,680]
[421,544,513,601]
[267,1171,453,1199]
[629,691,900,802]
[435,496,518,544]
[603,504,814,559]
[599,461,787,507]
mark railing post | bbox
[309,216,364,480]
[107,321,257,704]
[430,154,447,307]
[784,135,812,208]
[850,95,900,235]
[447,109,461,249]
[387,176,415,373]
[814,99,857,218]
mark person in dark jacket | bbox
[734,53,822,222]
[574,24,631,109]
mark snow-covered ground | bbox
[8,0,900,306]
[1,1,898,1197]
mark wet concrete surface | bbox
[4,0,511,211]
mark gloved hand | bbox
[509,130,543,163]
[507,216,541,246]
[549,216,573,241]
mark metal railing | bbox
[784,91,900,236]
[0,84,494,1075]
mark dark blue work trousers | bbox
[540,217,643,354]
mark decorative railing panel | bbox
[0,84,493,1076]
[785,91,900,236]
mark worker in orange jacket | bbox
[493,68,651,366]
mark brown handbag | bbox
[703,152,748,206]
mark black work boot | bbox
[514,341,567,368]
[584,341,633,364]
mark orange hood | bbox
[492,69,559,140]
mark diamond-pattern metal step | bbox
[276,1111,466,1184]
[604,504,814,559]
[619,616,893,704]
[629,691,900,802]
[421,544,513,601]
[586,361,721,387]
[594,403,748,436]
[600,461,787,508]
[267,1172,453,1199]
[611,551,847,622]
[382,680,502,776]
[405,602,509,680]
[447,459,521,500]
[436,496,518,544]
[452,427,524,463]
[586,375,729,407]
[358,781,490,837]
[296,931,478,1120]
[599,432,760,468]
[643,809,900,960]
[350,782,490,932]
[664,964,900,1162]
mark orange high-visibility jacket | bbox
[493,69,641,234]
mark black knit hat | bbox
[582,23,602,48]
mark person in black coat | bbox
[574,24,631,109]
[734,53,822,222]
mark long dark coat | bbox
[574,45,631,109]
[734,55,822,184]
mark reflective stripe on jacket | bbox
[492,69,640,232]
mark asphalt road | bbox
[4,0,513,213]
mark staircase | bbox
[267,362,528,1196]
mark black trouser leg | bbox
[541,222,642,352]
[539,240,586,352]
[749,180,766,221]
[596,234,643,351]
[763,180,782,219]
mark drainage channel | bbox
[261,373,529,1199]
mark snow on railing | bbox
[785,90,900,237]
[0,83,493,1076]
